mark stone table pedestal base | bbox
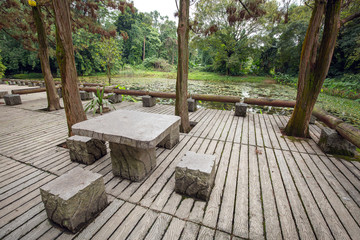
[109,142,156,181]
[158,126,180,149]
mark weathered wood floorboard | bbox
[0,100,359,240]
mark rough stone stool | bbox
[28,82,34,86]
[57,88,62,98]
[4,94,22,106]
[40,167,108,233]
[80,91,94,100]
[318,127,356,156]
[187,98,197,112]
[235,102,248,117]
[175,151,216,201]
[108,93,122,103]
[142,95,156,107]
[67,135,107,165]
[0,91,8,98]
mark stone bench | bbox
[4,94,22,106]
[187,98,197,112]
[66,135,107,165]
[108,93,122,103]
[40,167,108,233]
[175,151,216,201]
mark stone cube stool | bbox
[108,93,122,103]
[67,135,107,165]
[4,94,22,106]
[235,102,248,117]
[142,95,156,107]
[0,91,8,98]
[80,91,94,100]
[187,98,197,112]
[40,167,108,233]
[28,82,33,86]
[318,127,356,156]
[57,88,62,98]
[175,151,216,201]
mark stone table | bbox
[72,110,181,181]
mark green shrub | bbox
[142,57,173,72]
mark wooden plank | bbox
[19,219,52,240]
[74,199,124,240]
[188,201,206,224]
[215,230,231,240]
[293,152,351,239]
[162,191,182,215]
[241,114,249,145]
[179,221,200,240]
[162,217,186,240]
[91,202,136,240]
[175,197,194,219]
[109,205,147,240]
[254,114,263,147]
[0,203,43,239]
[233,115,244,144]
[285,151,339,239]
[233,143,248,238]
[144,213,172,240]
[127,209,159,240]
[258,114,272,148]
[248,145,264,239]
[248,113,256,146]
[217,143,240,233]
[202,141,228,228]
[265,114,289,151]
[257,147,282,239]
[197,226,215,240]
[265,148,298,240]
[274,149,316,239]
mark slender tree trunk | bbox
[175,0,191,133]
[143,36,146,61]
[107,63,111,85]
[32,6,60,111]
[285,0,342,137]
[52,0,87,136]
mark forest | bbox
[0,0,359,120]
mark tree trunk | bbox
[285,0,342,137]
[175,0,191,133]
[32,6,61,111]
[143,36,146,61]
[52,0,87,136]
[107,63,111,85]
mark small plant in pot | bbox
[84,87,115,115]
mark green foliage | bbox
[84,87,115,115]
[142,57,172,72]
[114,84,138,102]
[12,73,43,79]
[0,50,6,78]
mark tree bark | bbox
[175,0,191,133]
[285,0,342,137]
[143,36,146,61]
[32,6,61,111]
[52,0,87,136]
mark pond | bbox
[85,77,360,129]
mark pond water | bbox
[90,77,359,128]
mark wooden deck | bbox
[1,88,360,240]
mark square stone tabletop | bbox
[72,110,181,149]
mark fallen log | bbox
[336,123,360,149]
[192,94,240,103]
[312,107,343,129]
[11,86,60,95]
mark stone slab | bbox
[0,91,8,98]
[40,167,108,233]
[109,142,156,181]
[175,151,216,201]
[4,94,22,106]
[67,135,107,165]
[318,127,356,156]
[187,98,197,112]
[80,91,94,100]
[72,110,181,149]
[235,102,248,117]
[142,95,156,107]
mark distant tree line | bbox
[0,0,358,78]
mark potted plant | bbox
[84,86,115,115]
